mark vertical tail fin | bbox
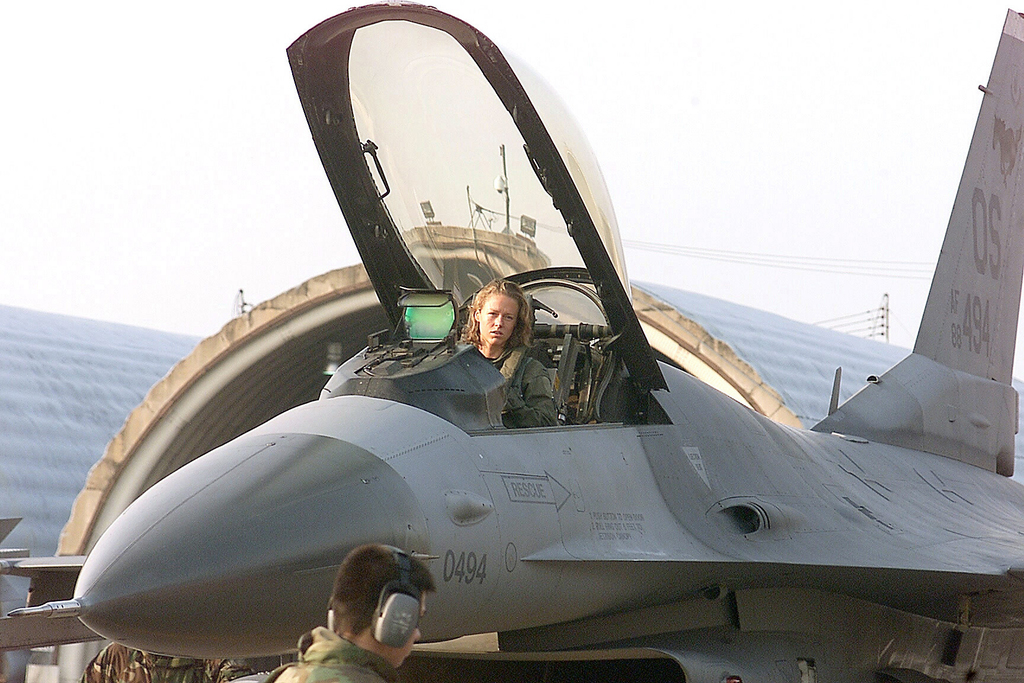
[915,10,1024,384]
[814,13,1024,475]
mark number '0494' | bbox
[950,293,990,356]
[443,550,487,584]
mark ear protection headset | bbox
[371,546,422,648]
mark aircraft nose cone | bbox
[75,431,428,657]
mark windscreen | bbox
[347,20,627,304]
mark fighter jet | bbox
[9,5,1024,682]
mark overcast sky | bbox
[2,2,1021,373]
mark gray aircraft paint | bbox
[9,6,1024,683]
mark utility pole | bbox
[497,144,510,234]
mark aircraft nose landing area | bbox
[73,431,428,657]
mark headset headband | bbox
[383,546,420,600]
[372,546,422,647]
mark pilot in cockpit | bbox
[462,279,557,428]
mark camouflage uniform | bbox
[493,346,557,428]
[264,628,397,683]
[79,643,252,683]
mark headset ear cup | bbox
[372,591,421,647]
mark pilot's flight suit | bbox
[492,346,557,428]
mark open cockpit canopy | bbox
[288,3,664,392]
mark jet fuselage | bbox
[73,353,1024,657]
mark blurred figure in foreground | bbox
[79,643,252,683]
[266,544,435,683]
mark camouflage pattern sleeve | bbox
[262,664,307,683]
[80,645,256,683]
[208,660,255,683]
[79,644,151,683]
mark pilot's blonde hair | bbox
[462,279,532,350]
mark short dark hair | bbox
[329,544,436,637]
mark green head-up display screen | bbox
[399,291,456,342]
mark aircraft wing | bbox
[0,611,98,651]
[0,556,98,651]
[514,546,1024,627]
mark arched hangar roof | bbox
[0,305,196,628]
[0,305,196,559]
[55,266,1024,555]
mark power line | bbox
[624,240,905,342]
[815,293,890,342]
[815,309,882,325]
[623,240,932,280]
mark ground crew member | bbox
[265,544,435,683]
